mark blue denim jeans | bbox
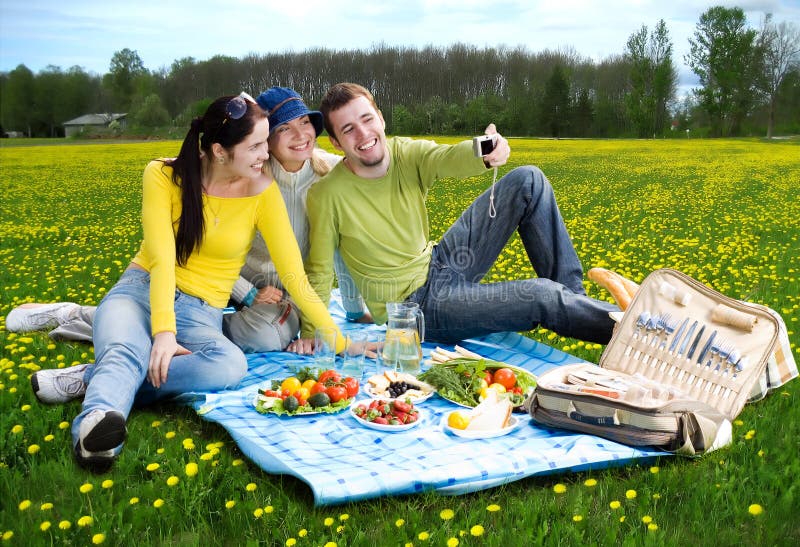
[407,165,618,344]
[72,269,248,452]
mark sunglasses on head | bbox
[225,91,257,121]
[209,92,257,143]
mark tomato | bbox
[343,377,359,398]
[492,368,517,390]
[295,387,310,402]
[326,385,348,403]
[310,382,328,396]
[483,370,494,385]
[261,389,280,397]
[318,369,341,385]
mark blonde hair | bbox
[310,148,333,176]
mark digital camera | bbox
[472,134,496,157]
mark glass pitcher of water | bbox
[382,302,425,374]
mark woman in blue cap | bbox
[225,86,369,353]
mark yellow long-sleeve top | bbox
[131,160,342,349]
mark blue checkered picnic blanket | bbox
[183,293,667,506]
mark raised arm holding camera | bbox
[303,82,622,345]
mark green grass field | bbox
[1,137,798,546]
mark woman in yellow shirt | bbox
[52,93,343,472]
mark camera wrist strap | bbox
[488,166,498,218]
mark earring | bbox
[217,157,225,164]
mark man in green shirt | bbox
[303,82,618,344]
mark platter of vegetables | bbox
[351,398,422,431]
[417,358,537,411]
[254,368,358,416]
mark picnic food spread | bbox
[253,350,537,438]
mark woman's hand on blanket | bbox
[148,331,192,388]
[286,337,315,355]
[254,285,284,305]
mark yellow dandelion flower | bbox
[470,524,485,536]
[225,501,236,509]
[92,533,106,544]
[648,523,658,531]
[440,508,455,520]
[324,517,334,526]
[167,476,179,486]
[748,504,763,516]
[486,504,501,512]
[642,515,653,524]
[2,531,13,540]
[584,478,597,487]
[156,448,165,454]
[323,543,337,547]
[44,434,54,442]
[653,493,661,500]
[146,463,160,472]
[553,483,567,494]
[200,452,213,461]
[253,508,264,518]
[395,518,405,527]
[151,420,161,427]
[447,538,459,547]
[619,516,626,523]
[286,540,296,547]
[182,438,195,450]
[40,521,51,531]
[129,497,139,505]
[418,531,430,540]
[165,431,176,439]
[733,419,744,426]
[298,529,307,537]
[185,462,199,477]
[58,520,71,530]
[101,480,113,489]
[339,513,349,521]
[232,459,244,466]
[572,515,583,522]
[78,515,93,527]
[744,430,756,440]
[404,543,413,547]
[610,500,621,509]
[245,482,257,492]
[40,503,53,510]
[625,489,637,499]
[19,500,32,510]
[59,421,69,430]
[153,499,164,508]
[21,404,31,411]
[649,466,659,474]
[11,425,22,434]
[79,482,93,493]
[336,525,344,533]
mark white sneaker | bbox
[31,364,89,404]
[74,409,127,473]
[5,302,79,332]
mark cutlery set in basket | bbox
[527,269,780,455]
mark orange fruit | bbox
[448,411,471,430]
[280,377,302,395]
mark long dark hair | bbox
[167,96,267,265]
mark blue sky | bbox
[1,0,798,96]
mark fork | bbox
[625,311,651,357]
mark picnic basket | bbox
[527,268,780,455]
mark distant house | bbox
[63,113,127,137]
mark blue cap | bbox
[255,87,324,136]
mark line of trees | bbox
[1,6,797,139]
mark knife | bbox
[686,325,706,360]
[677,321,698,357]
[668,318,689,353]
[696,330,717,364]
